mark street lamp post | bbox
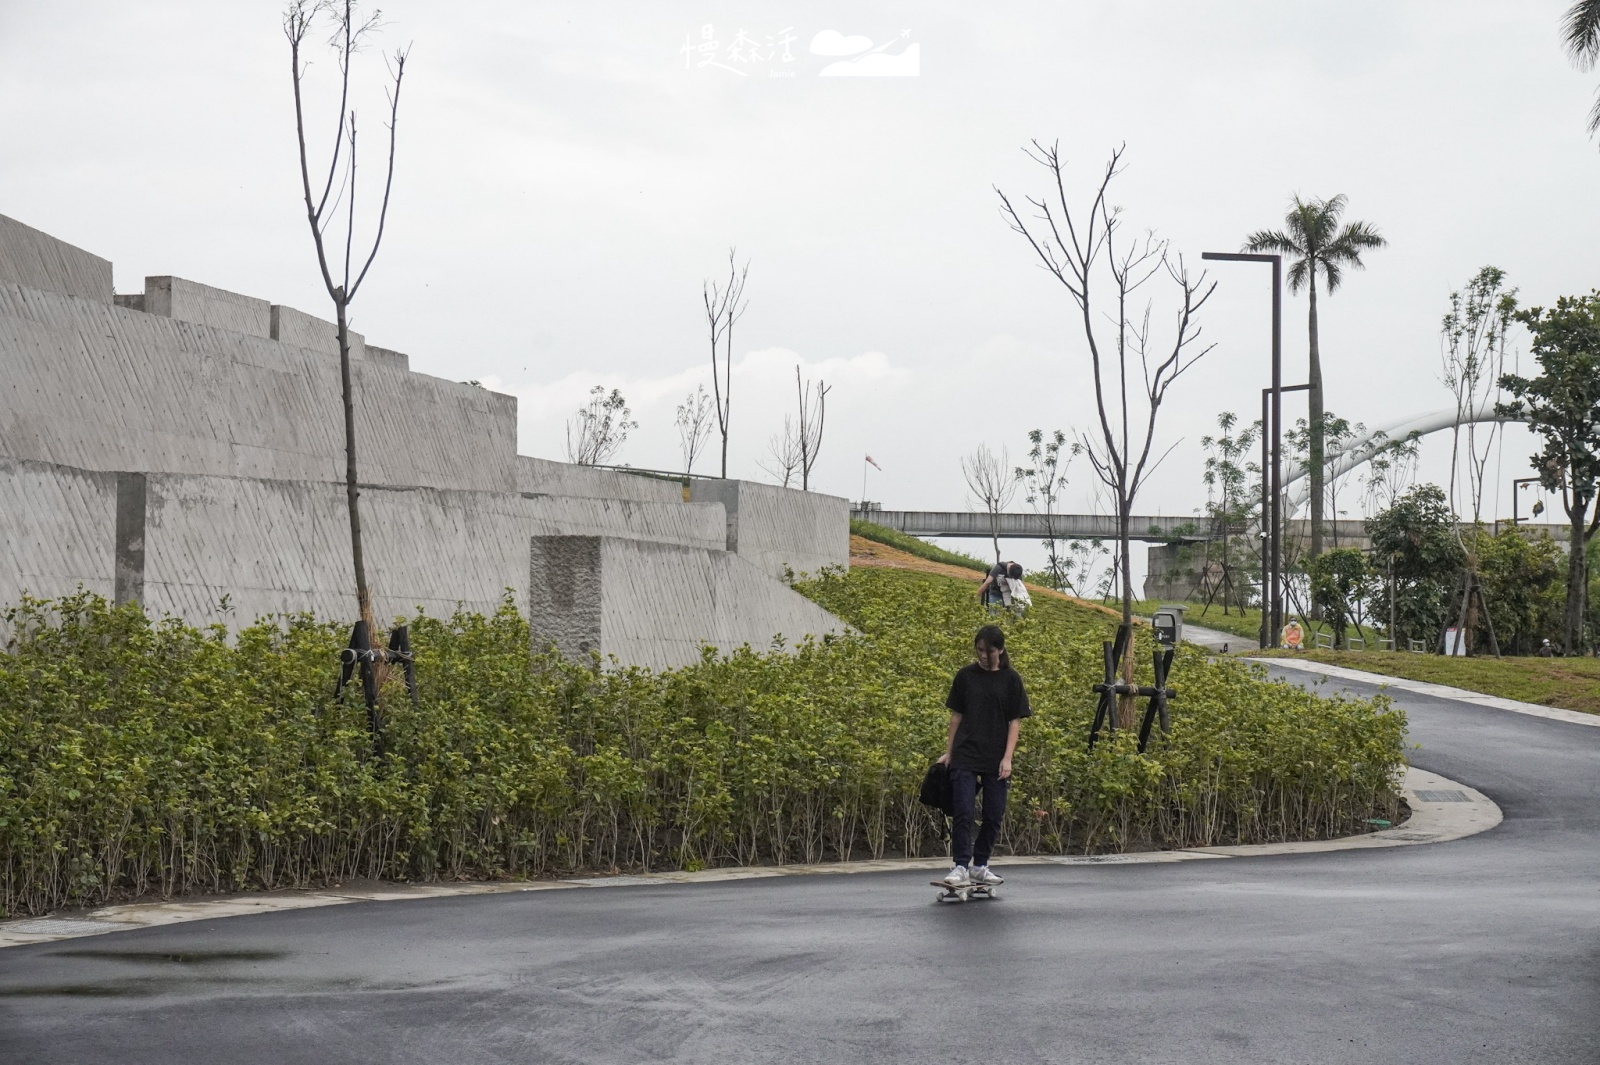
[1204,252,1283,648]
[1511,477,1543,525]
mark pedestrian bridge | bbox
[851,509,1210,543]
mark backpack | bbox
[919,760,954,816]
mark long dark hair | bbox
[975,624,1011,671]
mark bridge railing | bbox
[851,509,1210,543]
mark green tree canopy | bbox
[1498,292,1600,653]
[1475,528,1563,655]
[1365,484,1462,648]
[1306,547,1373,650]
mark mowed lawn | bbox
[1255,649,1600,715]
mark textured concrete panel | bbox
[0,458,116,610]
[528,536,603,660]
[0,280,518,493]
[269,303,365,362]
[127,470,720,627]
[113,472,147,606]
[595,537,849,670]
[523,493,725,551]
[516,456,684,504]
[365,345,410,371]
[690,479,850,579]
[0,214,112,304]
[3,457,843,669]
[145,276,272,340]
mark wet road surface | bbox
[2,665,1597,1064]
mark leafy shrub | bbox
[0,571,1405,917]
[850,519,991,572]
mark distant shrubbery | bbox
[0,569,1404,917]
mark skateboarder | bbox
[936,624,1030,891]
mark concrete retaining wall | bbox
[145,276,271,340]
[530,535,849,670]
[0,214,111,305]
[0,458,117,612]
[0,218,852,669]
[0,279,518,493]
[1,458,731,644]
[516,455,684,504]
[690,479,850,579]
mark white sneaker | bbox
[942,864,971,887]
[971,865,1003,886]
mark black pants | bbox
[950,768,1009,866]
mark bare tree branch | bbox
[962,443,1017,562]
[997,142,1216,724]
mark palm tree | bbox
[1244,194,1386,563]
[1563,0,1600,135]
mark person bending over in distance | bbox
[937,624,1031,889]
[976,560,1012,612]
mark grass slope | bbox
[849,518,990,573]
[1254,649,1600,715]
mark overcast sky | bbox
[4,1,1598,577]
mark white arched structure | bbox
[1282,401,1528,517]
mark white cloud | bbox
[819,44,920,77]
[809,30,873,57]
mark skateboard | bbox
[931,878,999,903]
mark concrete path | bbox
[1182,619,1244,652]
[2,666,1597,1063]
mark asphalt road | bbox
[3,666,1598,1065]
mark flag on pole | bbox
[865,455,883,471]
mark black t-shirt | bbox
[945,663,1031,775]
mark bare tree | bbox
[997,144,1215,620]
[961,443,1017,562]
[794,366,831,491]
[1360,430,1422,515]
[1443,267,1517,525]
[284,0,409,636]
[566,386,637,466]
[675,383,714,474]
[758,416,803,488]
[703,249,750,478]
[997,142,1215,725]
[1441,266,1517,655]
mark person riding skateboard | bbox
[937,624,1030,890]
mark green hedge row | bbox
[0,567,1405,916]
